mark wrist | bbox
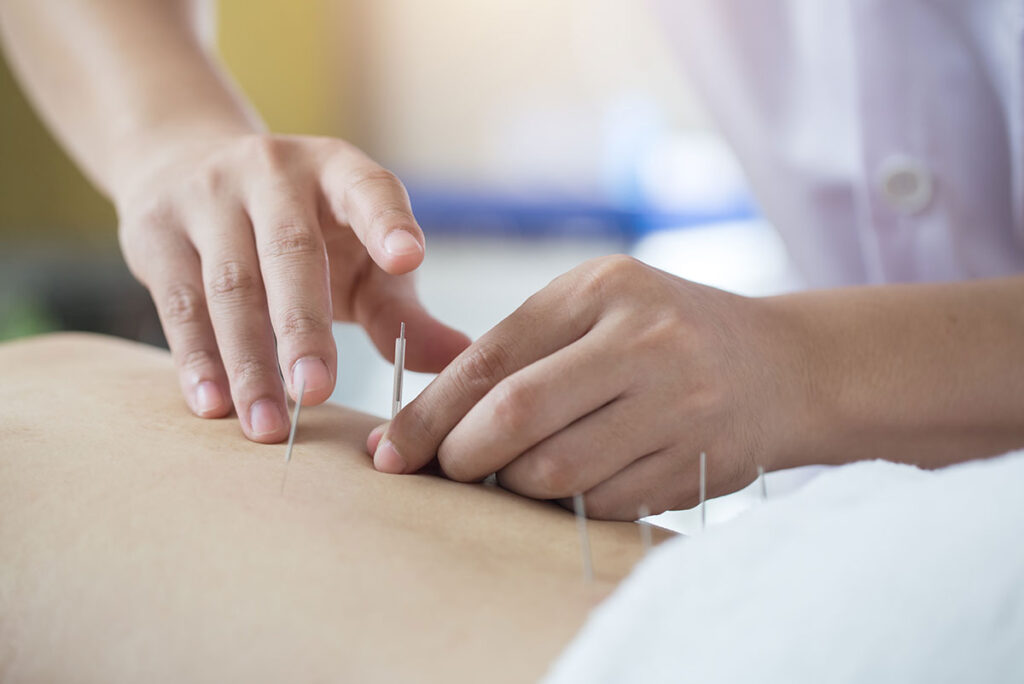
[753,291,847,471]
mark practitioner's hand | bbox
[117,133,470,443]
[369,255,814,520]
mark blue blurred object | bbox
[406,184,756,241]
[406,110,759,241]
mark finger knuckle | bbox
[488,377,534,434]
[229,354,271,387]
[188,164,228,196]
[367,205,414,231]
[177,347,218,374]
[346,167,403,197]
[629,312,680,358]
[125,197,177,231]
[578,254,643,297]
[118,202,177,273]
[207,261,258,302]
[245,134,289,171]
[161,282,205,325]
[450,341,515,394]
[596,253,643,275]
[264,223,322,260]
[530,455,577,499]
[278,306,330,339]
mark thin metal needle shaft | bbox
[573,493,594,583]
[757,464,767,501]
[699,451,707,531]
[280,377,306,496]
[392,322,406,419]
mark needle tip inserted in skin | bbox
[573,493,594,583]
[280,377,307,495]
[284,377,307,465]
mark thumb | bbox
[357,271,471,373]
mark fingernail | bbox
[249,399,285,437]
[292,357,331,398]
[195,381,224,416]
[383,230,422,256]
[374,439,407,474]
[366,425,386,453]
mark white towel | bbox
[545,452,1024,683]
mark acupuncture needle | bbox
[279,377,306,495]
[573,493,594,583]
[392,322,406,419]
[699,451,707,531]
[757,464,767,501]
[637,504,653,554]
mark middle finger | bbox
[189,205,289,443]
[437,329,630,482]
[246,179,336,405]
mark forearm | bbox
[772,275,1024,470]
[0,0,262,200]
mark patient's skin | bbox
[0,334,664,683]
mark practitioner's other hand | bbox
[117,134,469,442]
[369,256,814,520]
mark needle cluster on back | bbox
[277,325,772,585]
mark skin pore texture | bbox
[0,333,669,683]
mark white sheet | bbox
[545,452,1024,683]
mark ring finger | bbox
[495,394,665,500]
[142,229,231,419]
[562,448,702,521]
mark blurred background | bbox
[0,0,805,529]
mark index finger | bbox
[375,272,599,475]
[320,148,425,276]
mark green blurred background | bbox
[0,0,352,342]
